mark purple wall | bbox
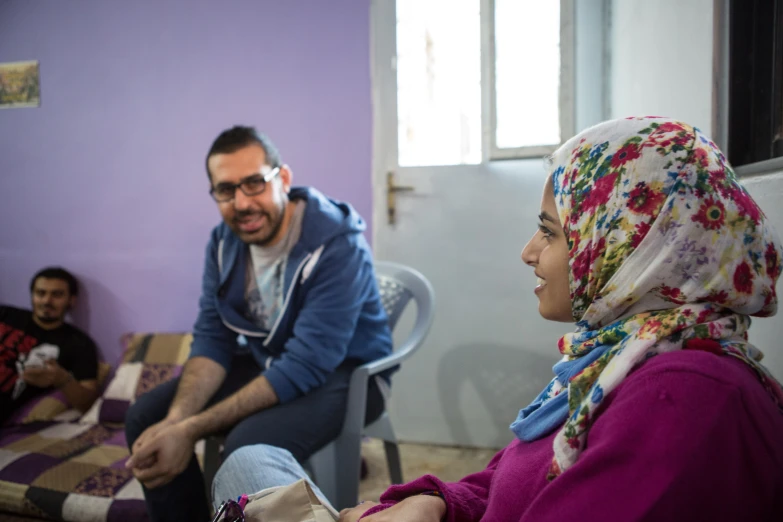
[0,1,373,363]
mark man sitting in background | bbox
[0,267,100,425]
[125,126,393,522]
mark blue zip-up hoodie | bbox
[190,186,393,403]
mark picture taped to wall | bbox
[0,60,40,109]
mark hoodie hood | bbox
[289,186,366,251]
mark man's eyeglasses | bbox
[211,495,247,522]
[210,166,281,203]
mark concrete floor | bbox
[358,438,500,502]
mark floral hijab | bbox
[515,117,783,479]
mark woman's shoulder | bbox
[579,349,783,517]
[601,348,783,461]
[625,348,778,407]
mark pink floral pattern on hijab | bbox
[546,116,783,478]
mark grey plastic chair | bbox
[202,261,435,508]
[305,261,435,509]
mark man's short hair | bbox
[205,126,282,180]
[30,267,79,297]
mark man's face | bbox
[31,278,74,325]
[208,144,292,246]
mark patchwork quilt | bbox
[0,333,194,521]
[0,421,145,521]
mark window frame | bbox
[713,0,783,176]
[483,0,576,161]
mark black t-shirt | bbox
[0,305,99,422]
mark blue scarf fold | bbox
[510,343,611,441]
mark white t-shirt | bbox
[244,201,306,330]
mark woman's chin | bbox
[538,302,576,323]
[537,302,555,321]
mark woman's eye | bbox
[538,224,554,238]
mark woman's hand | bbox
[339,501,378,522]
[339,495,447,522]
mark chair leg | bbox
[202,437,222,500]
[307,442,339,507]
[383,440,404,484]
[333,433,362,509]
[365,413,404,485]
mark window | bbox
[395,0,574,167]
[726,0,783,172]
[396,0,482,166]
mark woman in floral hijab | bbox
[513,116,783,479]
[220,118,783,522]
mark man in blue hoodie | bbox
[124,126,393,522]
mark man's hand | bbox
[131,417,181,458]
[22,360,69,389]
[126,421,197,489]
[127,417,179,471]
[339,495,447,522]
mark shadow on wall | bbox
[69,278,91,334]
[68,275,136,365]
[438,343,556,448]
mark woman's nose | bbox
[521,237,538,266]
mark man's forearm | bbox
[181,375,279,439]
[167,356,227,422]
[59,378,99,412]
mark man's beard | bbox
[233,204,285,246]
[35,309,63,324]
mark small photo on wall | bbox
[0,60,40,109]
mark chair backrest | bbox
[377,274,413,330]
[374,261,435,358]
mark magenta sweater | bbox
[364,350,783,521]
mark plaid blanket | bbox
[0,420,146,521]
[0,333,195,521]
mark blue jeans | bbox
[125,355,384,522]
[212,444,331,511]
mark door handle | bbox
[386,171,414,225]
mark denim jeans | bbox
[212,444,332,511]
[125,355,384,522]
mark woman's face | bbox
[521,177,574,322]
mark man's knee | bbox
[124,380,179,445]
[222,421,307,462]
[221,413,277,458]
[124,399,150,445]
[222,426,256,459]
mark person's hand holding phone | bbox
[23,359,71,388]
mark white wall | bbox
[610,0,714,132]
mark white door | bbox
[369,0,603,448]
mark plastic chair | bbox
[202,261,435,508]
[305,261,435,509]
